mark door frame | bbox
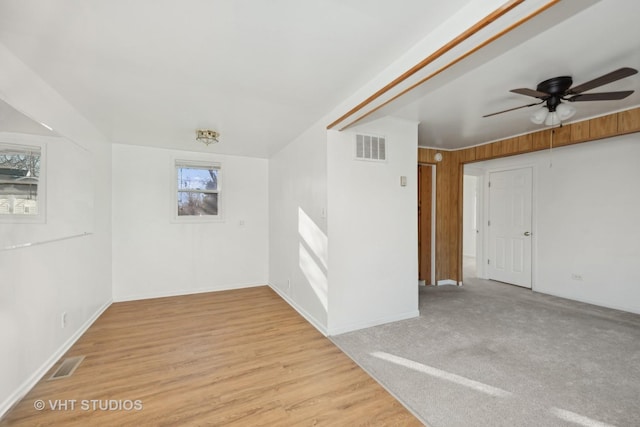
[482,163,537,290]
[462,166,485,278]
[418,163,436,285]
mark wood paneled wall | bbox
[418,107,640,283]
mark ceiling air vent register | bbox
[355,134,386,162]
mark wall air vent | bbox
[355,134,386,162]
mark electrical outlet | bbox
[287,279,291,291]
[61,312,67,328]
[571,273,583,281]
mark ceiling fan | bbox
[483,67,638,126]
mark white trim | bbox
[431,164,436,286]
[1,231,91,252]
[113,282,264,302]
[269,283,328,336]
[0,299,112,419]
[535,289,640,316]
[437,279,458,286]
[327,310,419,336]
[475,174,486,278]
[462,166,486,278]
[175,158,221,169]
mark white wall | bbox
[0,136,111,416]
[473,134,640,314]
[327,117,419,335]
[0,43,112,416]
[268,116,420,336]
[268,122,329,333]
[1,133,95,249]
[112,144,268,301]
[265,0,529,336]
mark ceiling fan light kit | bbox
[531,103,575,125]
[556,103,576,120]
[484,67,638,127]
[530,106,549,124]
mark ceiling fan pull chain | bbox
[549,128,554,168]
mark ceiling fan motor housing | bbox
[537,76,573,112]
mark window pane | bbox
[178,192,218,216]
[177,167,218,191]
[0,146,41,216]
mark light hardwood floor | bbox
[1,287,422,426]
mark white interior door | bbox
[488,167,532,288]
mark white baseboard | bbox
[268,283,328,336]
[0,299,112,419]
[113,282,265,302]
[327,309,420,336]
[535,288,640,315]
[437,279,459,286]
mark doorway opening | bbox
[462,167,483,280]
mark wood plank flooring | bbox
[1,287,422,426]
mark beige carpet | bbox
[332,275,640,427]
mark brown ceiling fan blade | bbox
[568,67,638,95]
[567,90,634,102]
[510,88,549,99]
[482,101,542,118]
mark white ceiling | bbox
[0,0,471,157]
[381,0,640,149]
[0,0,638,156]
[0,98,57,136]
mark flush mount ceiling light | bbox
[196,129,220,146]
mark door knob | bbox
[524,231,531,236]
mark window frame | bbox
[172,159,223,223]
[0,136,46,224]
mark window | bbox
[174,160,221,220]
[0,142,43,219]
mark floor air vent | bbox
[356,134,386,161]
[48,356,85,380]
